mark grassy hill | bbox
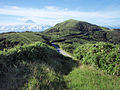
[44,19,102,34]
[44,19,120,45]
[43,19,120,89]
[107,29,120,44]
[1,41,120,90]
[44,19,120,74]
[44,19,108,42]
[0,42,76,90]
[0,31,51,50]
[43,19,120,56]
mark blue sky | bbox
[0,0,120,26]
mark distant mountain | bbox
[104,25,120,29]
[0,24,52,33]
[25,20,35,24]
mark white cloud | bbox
[44,6,60,11]
[0,6,120,25]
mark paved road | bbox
[52,43,72,58]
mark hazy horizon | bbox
[0,0,120,26]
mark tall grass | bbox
[65,65,120,90]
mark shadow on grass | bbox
[0,42,79,90]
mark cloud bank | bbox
[0,6,120,25]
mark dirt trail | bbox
[52,43,73,58]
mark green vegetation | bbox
[44,19,120,45]
[1,19,120,90]
[107,30,120,44]
[58,42,80,54]
[44,19,102,35]
[44,19,108,43]
[43,19,120,89]
[65,65,120,90]
[0,32,50,50]
[0,42,76,89]
[74,42,120,76]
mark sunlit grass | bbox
[65,65,120,90]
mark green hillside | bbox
[107,29,120,44]
[43,19,120,56]
[0,19,120,90]
[44,19,108,42]
[0,32,50,50]
[44,19,120,44]
[0,42,76,89]
[44,19,120,74]
[44,19,120,89]
[44,19,102,34]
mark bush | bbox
[74,42,120,76]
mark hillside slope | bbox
[107,29,120,44]
[0,32,50,50]
[44,19,120,44]
[0,42,76,90]
[44,19,102,33]
[44,19,108,42]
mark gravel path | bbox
[52,43,72,58]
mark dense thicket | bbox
[74,42,120,76]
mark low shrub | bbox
[74,42,120,76]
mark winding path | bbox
[52,43,73,58]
